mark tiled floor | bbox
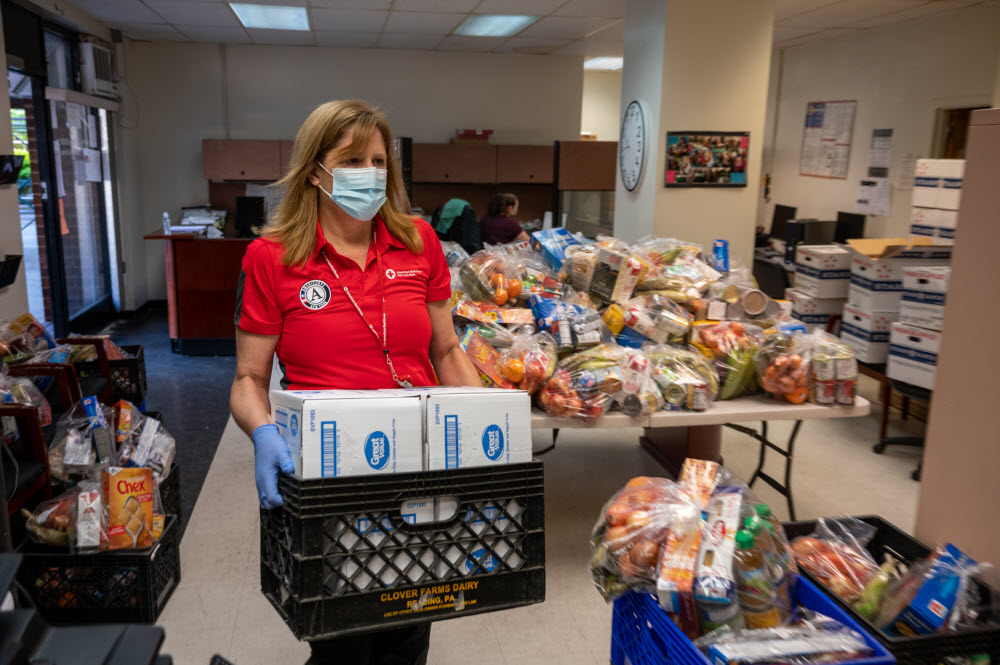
[156,377,923,664]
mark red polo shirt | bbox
[235,217,452,390]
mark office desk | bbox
[145,232,252,355]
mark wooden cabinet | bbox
[496,145,553,184]
[412,143,497,183]
[556,141,617,191]
[202,139,282,181]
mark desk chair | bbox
[873,380,929,481]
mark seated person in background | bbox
[431,197,481,254]
[479,193,529,245]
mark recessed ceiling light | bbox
[229,3,310,31]
[584,56,623,71]
[455,15,537,37]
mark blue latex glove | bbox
[252,424,294,509]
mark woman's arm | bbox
[514,229,529,243]
[231,328,280,436]
[427,299,481,387]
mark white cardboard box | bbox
[423,387,532,470]
[786,289,845,332]
[886,323,941,391]
[793,245,851,299]
[912,159,964,210]
[839,304,899,363]
[846,239,951,312]
[909,207,957,245]
[900,267,950,332]
[271,390,423,479]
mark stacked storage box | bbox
[887,267,951,390]
[789,245,850,332]
[910,158,963,245]
[839,239,950,365]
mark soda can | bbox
[687,383,709,412]
[814,380,836,405]
[713,239,730,273]
[834,355,858,380]
[812,355,835,381]
[662,381,687,407]
[836,379,856,405]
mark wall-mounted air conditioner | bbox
[80,42,118,99]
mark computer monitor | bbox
[835,211,866,243]
[770,204,798,240]
[235,196,265,238]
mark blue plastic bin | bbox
[610,577,896,665]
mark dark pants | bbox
[306,625,431,665]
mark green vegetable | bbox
[853,561,895,620]
[720,348,756,400]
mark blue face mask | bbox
[315,163,388,221]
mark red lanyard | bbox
[320,226,412,388]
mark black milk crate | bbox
[75,344,147,404]
[158,463,181,521]
[16,516,181,625]
[784,515,1000,665]
[260,462,545,641]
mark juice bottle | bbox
[744,515,792,614]
[754,503,799,580]
[733,529,783,629]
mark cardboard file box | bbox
[839,304,898,364]
[900,267,950,332]
[793,245,851,299]
[887,323,941,391]
[786,288,845,332]
[846,239,951,312]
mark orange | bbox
[502,358,525,383]
[490,273,506,288]
[492,288,509,306]
[506,279,522,299]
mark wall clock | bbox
[619,100,645,192]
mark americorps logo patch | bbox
[300,280,331,310]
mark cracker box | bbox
[786,288,845,332]
[846,238,951,312]
[270,390,423,479]
[886,323,941,390]
[900,267,950,332]
[102,466,154,550]
[530,228,582,270]
[840,304,899,364]
[590,246,643,305]
[793,245,851,299]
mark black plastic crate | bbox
[158,463,181,521]
[16,516,181,625]
[75,344,147,405]
[260,462,546,640]
[784,515,1000,665]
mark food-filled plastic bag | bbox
[439,240,470,267]
[4,313,56,356]
[619,294,692,347]
[0,371,53,432]
[790,517,880,604]
[694,322,764,400]
[21,486,82,547]
[65,333,132,361]
[48,397,116,481]
[875,544,1000,635]
[756,332,810,404]
[499,332,557,395]
[616,349,665,417]
[526,294,609,353]
[644,343,719,411]
[694,610,874,664]
[538,344,626,423]
[590,476,702,601]
[459,249,522,306]
[114,401,174,480]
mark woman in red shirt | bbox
[231,100,480,665]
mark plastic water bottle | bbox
[734,529,784,629]
[745,515,792,614]
[162,211,171,234]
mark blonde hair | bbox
[266,100,422,266]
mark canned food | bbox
[835,379,856,405]
[763,299,782,319]
[834,355,858,380]
[623,392,661,417]
[662,381,687,406]
[654,310,691,342]
[741,289,768,316]
[726,303,746,320]
[722,284,742,304]
[687,383,709,412]
[812,355,835,381]
[814,379,836,405]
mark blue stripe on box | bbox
[890,344,938,366]
[795,264,850,280]
[902,291,946,306]
[914,177,940,188]
[841,323,890,343]
[792,311,830,324]
[939,228,956,239]
[942,178,963,190]
[850,274,901,291]
[910,224,935,235]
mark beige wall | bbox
[0,9,29,318]
[766,3,1000,238]
[916,109,1000,562]
[581,70,622,141]
[117,42,584,307]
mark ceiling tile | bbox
[311,9,387,31]
[588,19,623,41]
[552,36,622,57]
[393,0,479,12]
[436,35,507,51]
[517,15,619,39]
[845,0,985,26]
[555,0,625,18]
[777,0,930,29]
[313,30,380,46]
[493,36,571,53]
[143,1,241,27]
[376,33,444,49]
[122,22,188,39]
[384,11,465,33]
[309,0,391,7]
[176,24,251,41]
[474,0,564,14]
[247,28,316,45]
[774,0,842,21]
[66,0,164,24]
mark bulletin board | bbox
[799,100,856,179]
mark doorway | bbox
[932,106,989,159]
